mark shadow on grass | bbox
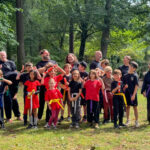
[1,119,150,137]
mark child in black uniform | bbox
[141,62,150,124]
[123,61,139,127]
[111,69,126,128]
[0,70,12,129]
[68,69,82,128]
[78,61,88,122]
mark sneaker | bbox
[114,124,120,129]
[46,125,51,130]
[95,123,99,129]
[70,123,74,128]
[103,119,109,124]
[53,126,57,130]
[44,122,49,128]
[33,125,38,129]
[26,124,33,129]
[24,121,27,126]
[119,123,126,127]
[125,120,130,126]
[75,123,79,129]
[67,116,71,122]
[135,120,139,127]
[1,124,5,129]
[17,117,23,121]
[58,116,64,123]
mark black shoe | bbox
[24,122,27,126]
[58,116,64,123]
[26,124,33,129]
[103,119,109,124]
[119,123,126,127]
[1,124,5,129]
[114,124,120,129]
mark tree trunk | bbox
[16,0,25,69]
[101,0,112,58]
[79,23,88,61]
[69,17,74,53]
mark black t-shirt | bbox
[0,81,7,93]
[111,81,124,94]
[90,60,102,70]
[80,71,88,79]
[36,60,57,69]
[141,71,150,94]
[60,74,72,94]
[118,65,129,78]
[20,72,30,84]
[69,80,82,94]
[123,73,138,95]
[0,60,16,76]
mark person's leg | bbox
[113,97,119,127]
[33,108,38,127]
[147,98,150,122]
[133,106,138,121]
[126,106,130,121]
[87,100,93,123]
[103,95,109,122]
[38,85,45,119]
[107,92,114,121]
[93,101,99,124]
[48,109,55,127]
[119,97,124,125]
[54,109,60,126]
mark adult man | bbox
[90,51,103,70]
[0,51,21,122]
[36,49,57,122]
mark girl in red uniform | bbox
[24,70,40,129]
[84,70,102,129]
[45,78,63,129]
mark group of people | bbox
[0,49,150,130]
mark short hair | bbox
[130,61,138,69]
[25,62,33,67]
[125,55,132,61]
[79,61,87,69]
[89,69,98,79]
[101,59,109,66]
[40,49,49,55]
[64,63,72,69]
[104,66,112,72]
[113,69,122,75]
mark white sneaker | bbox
[44,122,49,128]
[135,120,139,127]
[125,120,130,126]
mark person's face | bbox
[29,72,35,80]
[64,66,71,74]
[101,63,106,69]
[48,69,56,77]
[113,74,121,81]
[72,70,79,80]
[129,65,136,73]
[41,51,50,60]
[0,52,7,62]
[0,71,3,78]
[95,51,102,61]
[68,54,75,64]
[148,63,150,70]
[90,72,96,80]
[105,71,112,78]
[123,56,130,65]
[49,80,56,89]
[78,64,84,72]
[26,66,33,72]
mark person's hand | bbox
[48,104,51,110]
[33,66,37,71]
[13,94,17,100]
[0,64,2,69]
[143,91,146,97]
[131,95,135,101]
[42,72,46,78]
[20,65,24,73]
[124,84,128,89]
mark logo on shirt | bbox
[131,76,134,81]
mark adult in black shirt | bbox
[36,49,57,121]
[90,51,103,70]
[0,51,21,121]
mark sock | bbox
[29,116,33,125]
[34,117,38,126]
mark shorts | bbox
[63,92,70,106]
[126,92,138,106]
[80,97,86,106]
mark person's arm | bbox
[111,82,120,94]
[2,78,12,85]
[55,65,66,76]
[99,78,105,90]
[141,75,147,97]
[16,65,24,80]
[131,85,138,101]
[68,88,72,101]
[73,89,82,101]
[41,73,46,85]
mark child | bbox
[24,70,40,129]
[45,78,63,129]
[103,66,114,123]
[68,69,82,128]
[41,64,66,128]
[111,69,125,128]
[59,64,72,123]
[101,59,110,70]
[0,70,12,129]
[78,61,88,122]
[123,61,139,127]
[84,70,102,129]
[141,62,150,124]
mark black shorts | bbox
[126,93,138,106]
[63,93,70,106]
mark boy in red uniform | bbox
[84,70,102,129]
[45,78,63,129]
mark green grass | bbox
[0,88,149,150]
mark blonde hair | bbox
[64,63,72,69]
[104,66,112,72]
[89,69,98,79]
[113,69,122,75]
[101,59,109,66]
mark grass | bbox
[0,88,150,150]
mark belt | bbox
[114,93,127,107]
[49,99,64,110]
